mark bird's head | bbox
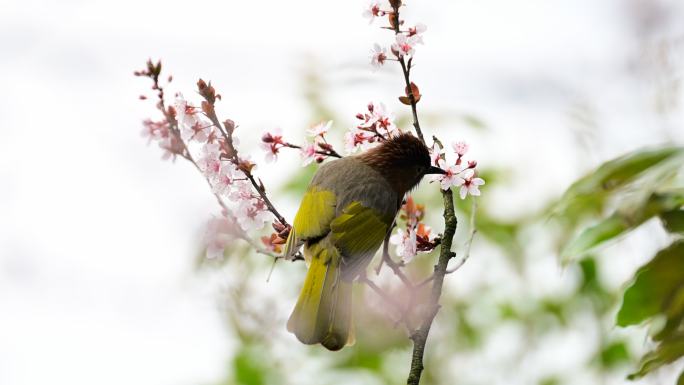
[358,132,445,195]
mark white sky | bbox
[1,0,683,385]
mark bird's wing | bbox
[283,186,337,260]
[330,201,392,279]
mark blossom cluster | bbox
[364,1,427,69]
[260,121,340,166]
[136,63,281,260]
[390,196,438,262]
[345,102,399,154]
[141,118,184,161]
[431,141,485,199]
[173,94,277,234]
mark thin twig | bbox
[391,10,425,145]
[359,273,413,332]
[377,223,415,289]
[416,199,478,287]
[283,142,343,158]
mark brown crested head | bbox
[357,132,444,195]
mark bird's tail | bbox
[287,241,354,351]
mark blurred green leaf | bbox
[599,341,631,368]
[539,376,561,385]
[561,216,626,260]
[562,191,684,260]
[281,165,317,197]
[652,283,684,343]
[578,257,600,293]
[233,347,269,385]
[678,371,684,385]
[460,114,487,130]
[552,147,684,220]
[578,256,614,312]
[617,241,684,327]
[540,298,568,326]
[336,349,383,371]
[661,210,684,234]
[627,333,684,380]
[565,147,682,197]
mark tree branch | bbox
[139,66,301,261]
[407,189,457,385]
[388,5,461,384]
[391,9,425,145]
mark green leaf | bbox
[617,241,684,327]
[233,347,268,385]
[561,215,627,259]
[567,147,682,197]
[280,165,317,197]
[539,377,561,385]
[553,147,684,220]
[562,191,684,260]
[628,333,684,380]
[661,210,684,234]
[336,349,383,371]
[678,370,684,385]
[460,113,487,130]
[599,341,631,368]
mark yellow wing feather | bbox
[283,187,336,259]
[330,201,390,277]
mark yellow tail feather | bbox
[287,240,354,351]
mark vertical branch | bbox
[406,189,457,385]
[387,4,460,385]
[390,6,425,144]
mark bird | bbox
[283,132,445,351]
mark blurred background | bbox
[1,0,684,384]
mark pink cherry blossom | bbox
[260,128,284,163]
[307,120,332,137]
[392,34,418,58]
[229,179,254,202]
[457,168,485,199]
[174,94,202,141]
[141,119,169,143]
[158,133,184,161]
[437,164,465,190]
[212,164,238,196]
[357,102,397,137]
[184,121,211,143]
[390,227,418,262]
[407,23,427,45]
[235,199,272,232]
[370,44,388,69]
[300,143,317,166]
[204,215,235,260]
[344,130,373,154]
[260,142,278,163]
[429,145,444,167]
[452,141,469,157]
[362,1,383,23]
[372,103,397,136]
[197,143,222,180]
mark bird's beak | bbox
[426,166,446,175]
